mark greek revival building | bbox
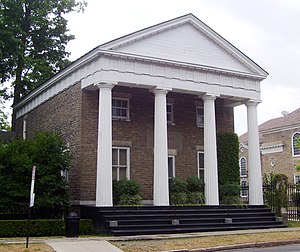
[14,14,267,208]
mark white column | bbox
[203,95,219,205]
[246,101,263,205]
[153,89,169,206]
[95,83,114,207]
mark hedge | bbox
[0,219,94,237]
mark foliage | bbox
[169,177,188,194]
[219,184,241,205]
[187,192,205,205]
[186,176,204,192]
[0,132,71,218]
[217,132,240,204]
[113,179,141,205]
[118,194,142,206]
[0,91,10,130]
[295,136,300,172]
[169,177,205,205]
[263,173,288,215]
[0,0,87,107]
[0,219,93,237]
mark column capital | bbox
[94,82,116,90]
[245,100,261,107]
[152,88,170,96]
[202,93,219,102]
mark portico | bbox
[13,14,267,208]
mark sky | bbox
[64,0,300,136]
[5,0,299,135]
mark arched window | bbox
[240,157,247,177]
[292,132,300,156]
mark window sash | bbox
[112,147,130,180]
[112,98,129,120]
[292,132,300,156]
[196,106,204,128]
[240,157,247,177]
[197,151,204,179]
[241,181,248,197]
[168,155,175,178]
[167,103,174,124]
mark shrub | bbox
[187,192,205,205]
[118,194,142,206]
[113,179,141,205]
[170,192,187,205]
[169,177,205,205]
[186,176,204,192]
[219,184,241,205]
[0,219,94,237]
[169,177,187,194]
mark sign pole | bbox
[26,166,36,248]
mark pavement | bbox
[1,227,300,252]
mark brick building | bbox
[239,108,300,190]
[13,14,267,207]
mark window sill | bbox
[112,118,131,122]
[167,122,175,126]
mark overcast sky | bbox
[65,0,299,135]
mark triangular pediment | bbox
[99,14,267,77]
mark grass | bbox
[0,244,54,252]
[112,230,300,252]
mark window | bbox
[167,103,174,124]
[240,157,247,177]
[197,151,204,179]
[196,106,204,127]
[292,132,300,156]
[294,175,300,184]
[241,180,248,197]
[112,98,129,120]
[168,155,175,178]
[112,147,130,180]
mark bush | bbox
[186,176,204,192]
[169,177,187,194]
[187,192,205,205]
[219,184,241,205]
[118,194,142,206]
[113,179,141,205]
[0,219,94,237]
[169,177,205,205]
[170,192,187,205]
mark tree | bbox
[217,132,241,204]
[0,132,71,218]
[0,89,10,130]
[0,0,86,128]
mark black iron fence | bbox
[241,183,300,221]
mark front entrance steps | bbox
[81,205,287,236]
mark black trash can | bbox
[65,212,80,237]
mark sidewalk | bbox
[2,227,300,252]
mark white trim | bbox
[196,106,204,128]
[99,14,268,77]
[294,174,300,184]
[168,155,176,178]
[112,146,130,180]
[292,132,300,157]
[240,180,248,198]
[261,144,284,155]
[112,97,130,121]
[261,124,300,135]
[167,103,174,125]
[239,156,247,177]
[22,117,27,139]
[197,150,204,179]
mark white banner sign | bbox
[29,166,36,208]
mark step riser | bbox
[80,205,286,236]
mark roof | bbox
[239,108,300,143]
